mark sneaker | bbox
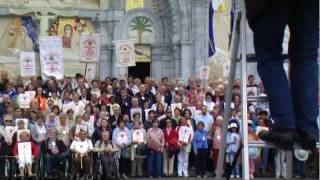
[197,175,201,178]
[203,175,207,178]
[230,175,234,178]
[122,174,128,179]
[236,175,240,178]
[258,130,296,150]
[250,174,254,179]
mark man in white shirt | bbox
[63,92,85,117]
[194,105,214,132]
[70,129,93,178]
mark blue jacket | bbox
[193,129,208,153]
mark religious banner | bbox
[25,91,36,99]
[132,129,144,143]
[15,119,29,129]
[18,142,32,161]
[115,40,136,67]
[19,94,31,109]
[200,66,210,80]
[39,36,64,80]
[117,131,128,144]
[171,103,182,114]
[85,64,96,82]
[130,108,142,123]
[5,126,17,144]
[20,52,36,77]
[178,126,192,143]
[80,34,100,62]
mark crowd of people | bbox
[0,71,317,179]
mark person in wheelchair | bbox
[41,128,68,177]
[94,130,118,179]
[70,128,93,178]
[12,130,39,177]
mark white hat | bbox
[229,123,238,129]
[294,149,309,162]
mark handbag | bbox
[121,146,131,159]
[136,144,147,155]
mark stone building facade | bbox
[0,0,211,81]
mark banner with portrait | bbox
[80,34,100,62]
[115,40,136,67]
[20,52,36,77]
[39,36,64,80]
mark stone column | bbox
[151,44,163,79]
[191,0,209,77]
[181,41,192,81]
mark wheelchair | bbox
[69,152,94,180]
[6,155,41,180]
[39,151,70,179]
[91,149,119,180]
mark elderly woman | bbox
[146,119,165,178]
[12,130,39,177]
[176,117,194,177]
[112,119,132,179]
[31,113,47,145]
[94,131,118,178]
[130,120,147,177]
[56,113,71,146]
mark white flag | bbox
[85,64,96,82]
[80,34,100,62]
[39,36,64,80]
[200,66,210,80]
[20,52,36,77]
[115,40,136,67]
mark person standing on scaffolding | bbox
[245,0,319,150]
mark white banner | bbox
[19,94,31,109]
[115,40,136,67]
[80,34,100,62]
[85,64,96,82]
[200,66,210,80]
[20,52,36,77]
[39,36,64,80]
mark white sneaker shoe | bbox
[236,175,240,178]
[230,175,235,178]
[250,174,254,179]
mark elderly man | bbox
[41,128,68,177]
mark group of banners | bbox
[20,37,210,80]
[20,34,101,80]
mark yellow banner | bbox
[135,45,151,62]
[126,0,144,12]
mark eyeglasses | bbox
[166,111,172,113]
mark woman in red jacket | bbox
[163,117,179,177]
[12,130,39,177]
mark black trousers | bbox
[195,148,208,176]
[119,158,131,175]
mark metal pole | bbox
[239,0,250,179]
[216,11,241,179]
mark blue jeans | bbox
[248,0,319,133]
[258,148,269,170]
[147,151,163,177]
